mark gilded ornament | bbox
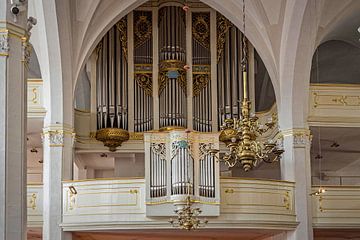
[116,17,128,60]
[193,74,210,97]
[96,128,130,152]
[159,60,187,95]
[135,73,153,96]
[192,13,210,49]
[216,13,232,62]
[134,14,152,48]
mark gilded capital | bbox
[281,128,312,147]
[0,33,10,56]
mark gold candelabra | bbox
[211,38,283,171]
[169,196,208,231]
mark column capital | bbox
[42,124,75,147]
[280,128,312,148]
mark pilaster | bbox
[0,9,29,240]
[42,124,75,240]
[280,128,313,240]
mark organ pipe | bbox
[192,12,212,132]
[95,17,129,151]
[158,6,187,128]
[216,13,244,129]
[134,11,154,132]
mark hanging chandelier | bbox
[169,130,208,230]
[169,195,208,231]
[210,0,284,171]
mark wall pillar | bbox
[0,4,29,239]
[280,128,313,240]
[42,124,74,240]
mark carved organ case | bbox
[144,130,220,216]
[92,2,257,149]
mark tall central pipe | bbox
[158,6,187,129]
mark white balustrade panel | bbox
[309,84,360,127]
[218,178,296,228]
[62,178,146,229]
[27,79,46,118]
[27,184,43,227]
[312,186,360,228]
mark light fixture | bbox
[169,130,208,230]
[210,0,283,171]
[169,195,208,231]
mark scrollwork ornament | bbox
[116,17,128,60]
[192,13,210,49]
[0,33,10,56]
[134,15,152,48]
[216,13,232,62]
[135,73,153,96]
[22,39,32,67]
[193,74,210,96]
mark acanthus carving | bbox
[47,131,64,146]
[216,13,232,62]
[193,74,210,97]
[134,13,152,48]
[135,73,153,96]
[116,17,128,60]
[192,13,210,49]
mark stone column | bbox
[42,124,74,240]
[280,128,313,240]
[0,3,29,240]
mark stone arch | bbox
[72,0,280,107]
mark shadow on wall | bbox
[310,40,360,84]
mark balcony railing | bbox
[312,186,360,228]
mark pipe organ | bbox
[216,13,246,129]
[96,17,128,130]
[93,2,259,151]
[145,130,219,216]
[158,6,187,128]
[192,12,212,132]
[134,11,153,132]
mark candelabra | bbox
[210,3,284,171]
[169,196,208,231]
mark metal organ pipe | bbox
[217,13,246,129]
[134,11,153,132]
[96,18,128,130]
[192,12,211,132]
[158,6,187,128]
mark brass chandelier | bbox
[211,0,284,171]
[169,195,208,231]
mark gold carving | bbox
[29,193,37,210]
[313,92,360,108]
[193,74,210,97]
[31,87,38,104]
[159,60,187,96]
[224,188,234,194]
[134,13,152,48]
[130,189,138,194]
[283,191,290,210]
[129,132,144,140]
[116,17,128,60]
[192,13,210,49]
[96,128,130,152]
[216,13,232,62]
[135,73,152,96]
